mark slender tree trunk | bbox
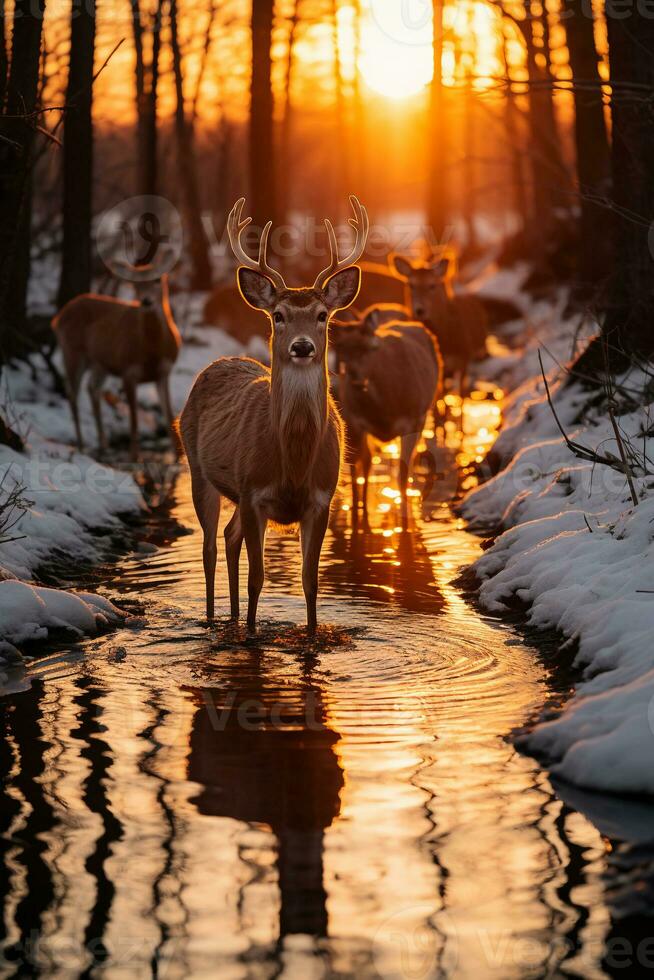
[601,11,654,358]
[501,23,530,229]
[58,0,96,307]
[250,0,277,228]
[0,0,45,355]
[516,1,568,232]
[537,0,568,190]
[331,0,349,202]
[427,0,446,237]
[352,0,365,192]
[130,0,162,196]
[462,7,476,251]
[280,0,301,221]
[0,0,8,108]
[562,0,611,297]
[170,0,212,288]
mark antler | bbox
[314,195,369,291]
[227,197,286,291]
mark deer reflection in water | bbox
[187,652,343,944]
[325,499,446,616]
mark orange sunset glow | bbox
[4,0,651,976]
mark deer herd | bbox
[53,195,512,632]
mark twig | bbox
[538,350,637,482]
[602,340,640,508]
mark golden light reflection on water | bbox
[0,384,632,978]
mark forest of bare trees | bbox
[1,0,654,373]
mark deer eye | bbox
[273,311,284,324]
[317,311,327,323]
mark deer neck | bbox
[270,355,329,488]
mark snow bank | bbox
[0,580,127,651]
[463,312,654,795]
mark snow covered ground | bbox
[463,276,654,796]
[0,289,241,656]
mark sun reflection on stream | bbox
[0,379,634,979]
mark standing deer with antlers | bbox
[52,263,181,459]
[180,196,368,631]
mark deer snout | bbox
[415,304,426,319]
[289,337,316,360]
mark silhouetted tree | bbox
[427,0,446,237]
[58,0,97,307]
[170,0,212,288]
[602,9,654,358]
[0,0,45,357]
[518,0,568,227]
[561,0,611,298]
[130,0,163,196]
[501,20,530,230]
[280,0,302,220]
[250,0,277,227]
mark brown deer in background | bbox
[391,251,488,394]
[52,266,181,459]
[203,283,268,346]
[331,308,442,524]
[179,196,368,632]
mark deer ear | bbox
[432,257,451,277]
[391,254,413,280]
[363,308,380,333]
[238,268,276,310]
[323,266,361,312]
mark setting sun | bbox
[357,3,434,99]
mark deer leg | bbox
[156,374,175,434]
[361,436,372,528]
[351,463,359,515]
[87,365,108,456]
[123,374,140,461]
[399,428,420,528]
[190,468,221,620]
[241,502,267,632]
[300,504,330,634]
[224,507,243,620]
[62,352,85,451]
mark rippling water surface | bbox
[1,396,653,979]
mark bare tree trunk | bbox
[501,22,530,229]
[562,0,611,297]
[170,0,212,288]
[0,0,45,356]
[352,0,365,192]
[58,0,96,307]
[461,7,476,252]
[280,0,301,221]
[427,0,446,237]
[250,0,277,228]
[0,0,7,108]
[331,0,349,202]
[515,0,568,232]
[602,11,654,358]
[130,0,162,196]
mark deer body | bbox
[180,197,368,631]
[392,253,487,394]
[332,315,442,521]
[53,275,180,458]
[204,284,267,344]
